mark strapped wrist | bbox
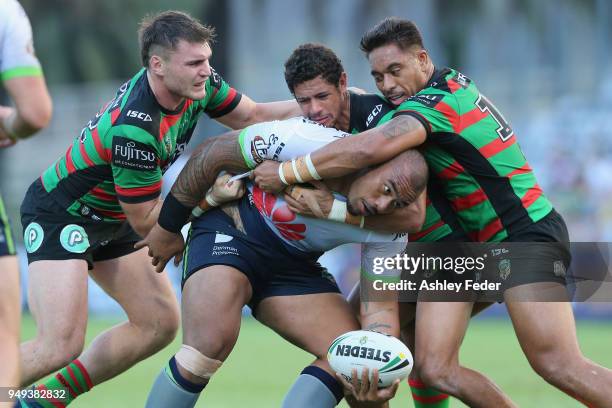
[157,193,192,233]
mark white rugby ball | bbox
[327,330,413,387]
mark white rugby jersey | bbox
[239,117,407,256]
[0,0,41,81]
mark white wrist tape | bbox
[304,154,322,180]
[327,199,347,222]
[291,159,303,183]
[191,206,204,217]
[175,344,223,380]
[205,191,220,207]
[278,162,289,185]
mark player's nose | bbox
[375,195,394,214]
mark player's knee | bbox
[528,351,576,388]
[416,357,454,391]
[133,296,180,350]
[43,331,85,369]
[175,344,223,384]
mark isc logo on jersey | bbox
[328,330,413,387]
[366,104,383,127]
[126,110,152,122]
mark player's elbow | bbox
[20,98,53,133]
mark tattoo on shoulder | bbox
[381,115,419,140]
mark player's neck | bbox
[146,70,186,111]
[336,91,351,132]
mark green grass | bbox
[21,314,612,407]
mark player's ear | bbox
[148,54,165,76]
[338,72,348,93]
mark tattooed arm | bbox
[309,115,427,179]
[135,130,249,272]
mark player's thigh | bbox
[257,293,360,358]
[0,256,20,333]
[181,264,252,360]
[89,247,178,327]
[504,283,580,361]
[27,259,89,338]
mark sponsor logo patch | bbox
[112,136,157,171]
[24,222,44,253]
[250,135,268,164]
[60,224,90,253]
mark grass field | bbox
[21,314,612,407]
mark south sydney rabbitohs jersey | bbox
[239,117,407,253]
[39,67,241,221]
[380,67,553,242]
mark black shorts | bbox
[182,199,340,313]
[20,179,140,269]
[0,193,16,257]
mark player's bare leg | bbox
[505,282,612,407]
[145,264,252,408]
[19,259,89,386]
[415,301,517,408]
[79,248,179,383]
[0,256,21,404]
[257,293,360,408]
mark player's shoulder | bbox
[111,70,162,140]
[349,91,394,131]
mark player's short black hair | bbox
[138,10,216,67]
[360,17,424,55]
[284,43,344,94]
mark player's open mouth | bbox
[361,199,376,216]
[386,93,406,104]
[312,116,330,124]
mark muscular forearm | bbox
[310,115,427,179]
[252,99,301,123]
[170,131,247,208]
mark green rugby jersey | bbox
[40,67,241,222]
[362,94,466,243]
[388,67,552,242]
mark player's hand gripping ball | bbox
[328,330,413,387]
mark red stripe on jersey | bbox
[457,107,488,133]
[78,139,95,167]
[115,180,162,198]
[159,100,193,141]
[521,184,543,209]
[451,188,488,211]
[210,87,237,113]
[507,163,532,178]
[110,107,121,125]
[91,127,109,161]
[94,208,127,220]
[55,161,61,179]
[412,393,450,404]
[469,218,503,242]
[64,145,76,174]
[437,160,465,180]
[425,196,432,205]
[447,79,461,93]
[91,186,116,201]
[479,135,516,158]
[434,101,460,133]
[35,385,66,408]
[409,219,446,241]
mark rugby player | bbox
[136,116,428,408]
[253,17,612,407]
[282,43,503,408]
[16,10,301,407]
[0,0,52,397]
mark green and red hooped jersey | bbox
[388,67,552,242]
[40,67,241,222]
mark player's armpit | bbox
[119,197,163,238]
[170,130,248,208]
[310,115,427,179]
[214,95,300,130]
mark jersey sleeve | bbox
[238,117,350,169]
[0,1,42,81]
[110,127,162,204]
[201,67,243,118]
[392,91,459,136]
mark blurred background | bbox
[2,0,612,406]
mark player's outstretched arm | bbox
[214,95,301,130]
